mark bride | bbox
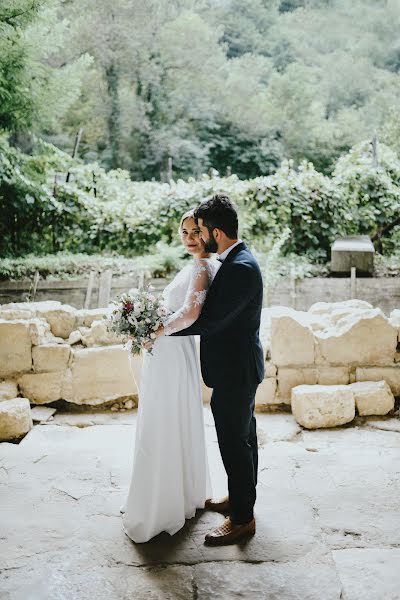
[121,209,220,543]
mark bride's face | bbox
[180,217,205,255]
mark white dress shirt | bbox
[217,239,243,262]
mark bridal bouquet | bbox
[107,287,169,355]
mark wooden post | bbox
[32,270,40,302]
[66,128,83,183]
[84,270,96,309]
[98,270,113,307]
[350,266,357,299]
[372,134,378,168]
[167,157,173,183]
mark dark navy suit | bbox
[172,242,264,523]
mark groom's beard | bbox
[204,231,218,253]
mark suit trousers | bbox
[210,381,259,524]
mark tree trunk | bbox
[105,63,121,169]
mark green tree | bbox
[0,0,91,138]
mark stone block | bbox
[68,330,82,345]
[315,308,397,366]
[32,344,71,373]
[28,318,53,345]
[271,310,315,367]
[0,380,19,402]
[0,397,32,441]
[308,300,373,315]
[265,362,277,377]
[317,367,349,385]
[277,368,318,403]
[355,367,400,397]
[331,235,374,274]
[62,346,137,405]
[18,372,63,404]
[81,320,122,347]
[349,380,394,416]
[0,320,32,378]
[389,309,400,331]
[291,384,355,429]
[36,304,77,339]
[255,377,278,410]
[0,309,32,320]
[76,308,110,328]
[30,406,57,422]
[2,300,61,312]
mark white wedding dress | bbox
[121,257,220,543]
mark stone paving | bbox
[1,408,400,599]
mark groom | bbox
[172,194,264,545]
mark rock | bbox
[0,397,32,441]
[18,372,63,404]
[67,330,82,345]
[0,308,32,320]
[28,318,53,345]
[30,406,57,422]
[76,308,110,328]
[36,304,77,339]
[270,309,315,367]
[0,320,32,378]
[308,300,373,315]
[110,405,119,411]
[265,362,277,377]
[355,367,400,397]
[0,380,19,402]
[349,380,395,416]
[124,399,134,409]
[277,368,318,403]
[255,378,277,409]
[314,308,397,366]
[317,367,349,385]
[81,320,122,347]
[291,384,355,429]
[32,344,71,373]
[1,300,61,312]
[389,309,400,330]
[61,346,137,405]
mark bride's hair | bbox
[178,209,195,234]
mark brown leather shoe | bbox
[204,517,256,546]
[204,496,231,514]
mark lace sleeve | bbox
[163,259,212,335]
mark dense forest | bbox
[2,0,400,180]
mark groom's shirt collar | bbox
[217,239,243,262]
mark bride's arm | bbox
[170,262,257,337]
[161,259,211,336]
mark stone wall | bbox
[256,299,400,411]
[0,299,399,439]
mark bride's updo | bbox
[178,209,195,233]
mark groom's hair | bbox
[194,194,238,239]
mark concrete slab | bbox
[0,408,399,599]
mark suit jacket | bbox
[172,242,265,388]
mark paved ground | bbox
[1,407,400,600]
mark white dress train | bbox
[121,257,220,543]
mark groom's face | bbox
[197,218,218,253]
